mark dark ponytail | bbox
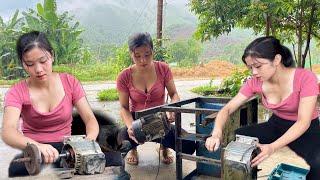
[242,36,295,67]
[280,45,295,67]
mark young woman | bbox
[205,36,320,180]
[116,32,195,165]
[1,31,99,177]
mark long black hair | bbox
[242,36,295,67]
[16,31,53,62]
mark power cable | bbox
[127,0,152,37]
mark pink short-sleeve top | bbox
[116,61,173,112]
[240,68,319,121]
[4,73,85,143]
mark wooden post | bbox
[157,0,163,47]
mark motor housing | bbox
[132,112,170,144]
[60,135,106,175]
[222,135,260,180]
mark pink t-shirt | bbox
[116,61,173,112]
[4,73,85,143]
[240,68,319,121]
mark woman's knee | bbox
[235,126,248,136]
[181,140,196,154]
[8,162,29,177]
[304,151,320,180]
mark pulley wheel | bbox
[24,144,42,175]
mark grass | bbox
[191,85,217,96]
[97,88,119,101]
[0,79,19,86]
[0,62,121,86]
[53,62,121,82]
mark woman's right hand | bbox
[36,143,59,164]
[127,126,140,144]
[205,130,222,152]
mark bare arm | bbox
[1,106,59,163]
[165,79,180,122]
[166,79,180,103]
[212,93,250,135]
[74,97,99,140]
[2,106,39,149]
[206,93,249,151]
[118,90,139,143]
[118,91,134,127]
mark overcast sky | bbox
[0,0,190,22]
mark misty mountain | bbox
[1,0,197,46]
[57,0,197,46]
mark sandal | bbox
[158,145,174,164]
[126,148,139,165]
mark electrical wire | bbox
[127,0,152,37]
[155,137,163,180]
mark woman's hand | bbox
[251,143,275,167]
[36,143,60,164]
[205,130,222,152]
[127,126,140,144]
[85,135,97,141]
[166,112,175,123]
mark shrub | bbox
[191,70,250,97]
[97,88,119,101]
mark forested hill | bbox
[1,0,197,45]
[57,0,197,46]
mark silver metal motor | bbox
[222,135,261,180]
[132,112,170,144]
[61,135,106,175]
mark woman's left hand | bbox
[251,143,275,167]
[85,134,97,141]
[166,112,175,123]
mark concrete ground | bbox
[0,80,309,179]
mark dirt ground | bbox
[172,60,245,79]
[172,60,320,80]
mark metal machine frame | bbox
[135,97,258,179]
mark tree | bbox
[22,0,88,64]
[167,38,203,66]
[189,0,320,68]
[0,10,25,79]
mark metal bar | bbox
[183,169,198,180]
[166,97,199,107]
[252,98,258,124]
[202,112,219,126]
[175,111,182,180]
[178,132,211,142]
[135,98,199,118]
[179,153,221,165]
[198,97,231,104]
[161,106,217,114]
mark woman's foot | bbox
[126,148,139,165]
[159,145,174,164]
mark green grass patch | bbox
[191,85,218,96]
[0,62,122,85]
[0,79,20,86]
[97,88,119,101]
[191,85,232,97]
[53,62,120,82]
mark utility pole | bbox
[157,0,163,47]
